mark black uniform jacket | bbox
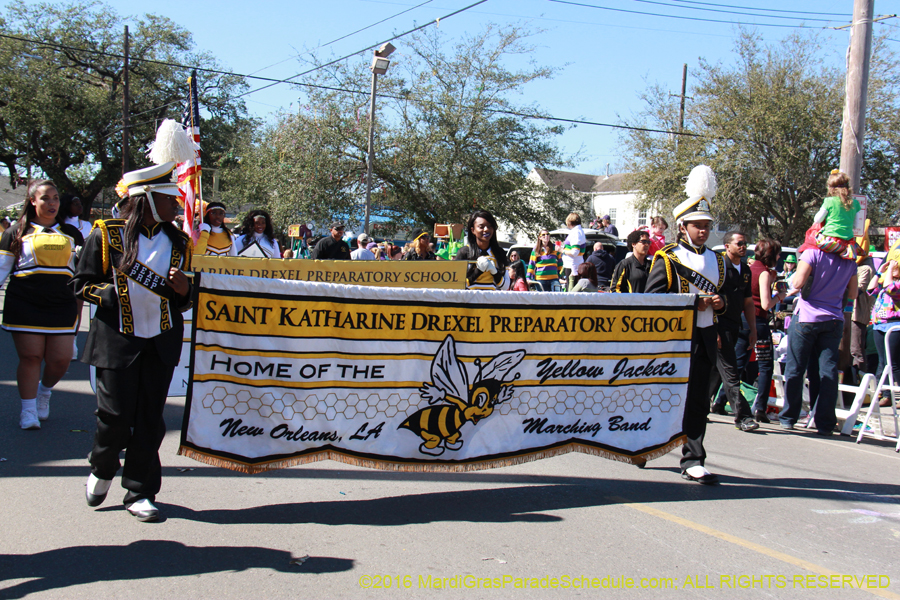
[70,219,192,369]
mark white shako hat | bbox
[673,164,716,224]
[121,162,179,198]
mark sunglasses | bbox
[730,241,747,247]
[635,239,650,245]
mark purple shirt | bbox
[795,249,856,322]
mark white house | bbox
[509,167,726,248]
[503,168,645,245]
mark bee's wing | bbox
[430,335,469,400]
[479,350,526,382]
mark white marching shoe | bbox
[85,474,112,507]
[126,499,160,522]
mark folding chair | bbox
[773,354,875,435]
[855,327,900,449]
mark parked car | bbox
[549,228,628,262]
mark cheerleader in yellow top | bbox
[0,180,84,429]
[193,201,237,256]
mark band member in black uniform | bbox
[611,229,651,293]
[71,162,192,521]
[646,165,725,485]
[0,180,83,429]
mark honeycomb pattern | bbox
[198,384,684,421]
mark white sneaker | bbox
[20,409,40,430]
[36,391,51,421]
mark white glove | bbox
[476,256,497,274]
[198,223,211,233]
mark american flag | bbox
[177,70,201,239]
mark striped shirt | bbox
[561,225,586,271]
[527,250,563,281]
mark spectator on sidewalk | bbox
[779,247,858,434]
[560,213,586,289]
[599,214,618,237]
[310,222,351,260]
[708,231,758,431]
[850,226,877,384]
[869,260,900,407]
[527,229,563,292]
[351,233,376,260]
[744,238,786,423]
[586,242,616,289]
[404,228,437,261]
[648,216,668,256]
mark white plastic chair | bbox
[855,326,900,449]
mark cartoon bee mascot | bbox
[400,335,525,456]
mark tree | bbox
[222,24,574,237]
[620,30,900,246]
[0,1,251,211]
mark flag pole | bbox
[189,70,203,232]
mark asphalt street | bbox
[1,304,900,599]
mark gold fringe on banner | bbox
[178,435,686,475]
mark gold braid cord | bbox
[95,220,111,275]
[184,238,194,271]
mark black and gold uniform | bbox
[646,239,725,476]
[0,220,83,333]
[610,254,650,293]
[71,217,192,506]
[454,245,509,291]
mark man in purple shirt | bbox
[779,248,858,434]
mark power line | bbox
[235,0,489,99]
[245,0,434,77]
[629,0,843,23]
[668,0,850,18]
[547,0,837,29]
[0,7,699,138]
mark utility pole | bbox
[122,25,130,175]
[678,63,688,133]
[669,64,690,150]
[839,0,874,192]
[364,70,378,236]
[363,43,395,236]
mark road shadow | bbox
[0,540,352,598]
[161,476,900,527]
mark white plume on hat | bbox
[146,119,198,165]
[673,164,717,224]
[684,165,717,201]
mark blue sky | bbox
[27,0,894,175]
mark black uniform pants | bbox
[90,342,174,505]
[682,327,716,471]
[708,326,753,423]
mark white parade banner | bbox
[179,273,697,472]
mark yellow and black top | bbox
[194,226,237,256]
[0,220,83,333]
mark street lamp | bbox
[364,42,395,235]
